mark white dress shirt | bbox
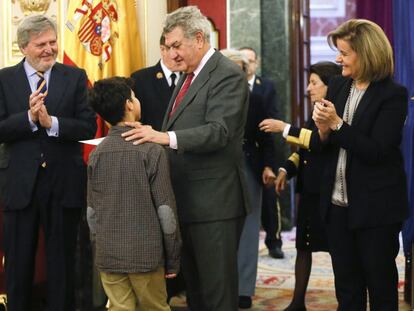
[167,47,216,149]
[24,60,59,137]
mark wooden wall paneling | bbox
[167,0,187,13]
[290,0,310,128]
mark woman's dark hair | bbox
[89,77,134,126]
[310,61,342,86]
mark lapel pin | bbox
[255,78,261,85]
[156,72,164,79]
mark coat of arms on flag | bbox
[66,0,119,67]
[64,0,142,161]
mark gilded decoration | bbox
[2,0,64,66]
[18,0,51,14]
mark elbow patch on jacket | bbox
[157,205,177,234]
[86,206,97,236]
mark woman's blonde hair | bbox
[327,19,393,82]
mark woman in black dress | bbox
[259,61,341,311]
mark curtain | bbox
[393,0,414,255]
[356,0,394,45]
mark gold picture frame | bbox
[2,0,65,67]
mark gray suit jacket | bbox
[162,50,250,223]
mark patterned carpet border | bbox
[171,229,411,310]
[255,229,410,310]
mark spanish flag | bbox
[63,0,143,158]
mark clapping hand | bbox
[29,89,46,122]
[312,100,341,140]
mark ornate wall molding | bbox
[1,0,65,67]
[0,1,173,69]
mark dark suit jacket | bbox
[0,60,97,211]
[243,92,276,183]
[131,61,173,131]
[319,76,409,228]
[283,120,326,195]
[162,51,250,223]
[251,76,279,119]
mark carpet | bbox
[255,229,410,310]
[171,229,412,310]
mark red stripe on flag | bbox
[78,20,94,41]
[78,19,92,36]
[63,53,78,68]
[82,32,95,43]
[63,52,108,164]
[74,8,88,15]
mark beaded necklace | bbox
[335,81,366,205]
[343,81,365,124]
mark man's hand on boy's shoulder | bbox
[122,121,170,146]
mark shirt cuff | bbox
[278,167,287,174]
[46,116,59,137]
[27,111,38,132]
[168,131,178,149]
[282,123,291,139]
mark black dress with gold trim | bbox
[282,120,329,252]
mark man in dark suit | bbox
[0,15,96,311]
[131,35,181,131]
[122,6,249,311]
[240,47,285,259]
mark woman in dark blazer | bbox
[260,61,342,311]
[312,19,408,311]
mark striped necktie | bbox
[35,71,48,168]
[36,71,48,95]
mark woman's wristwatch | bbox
[333,119,344,131]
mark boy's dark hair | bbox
[89,77,134,125]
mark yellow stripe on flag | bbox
[63,0,143,83]
[63,0,144,162]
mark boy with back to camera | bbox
[87,77,181,311]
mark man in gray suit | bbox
[122,6,249,311]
